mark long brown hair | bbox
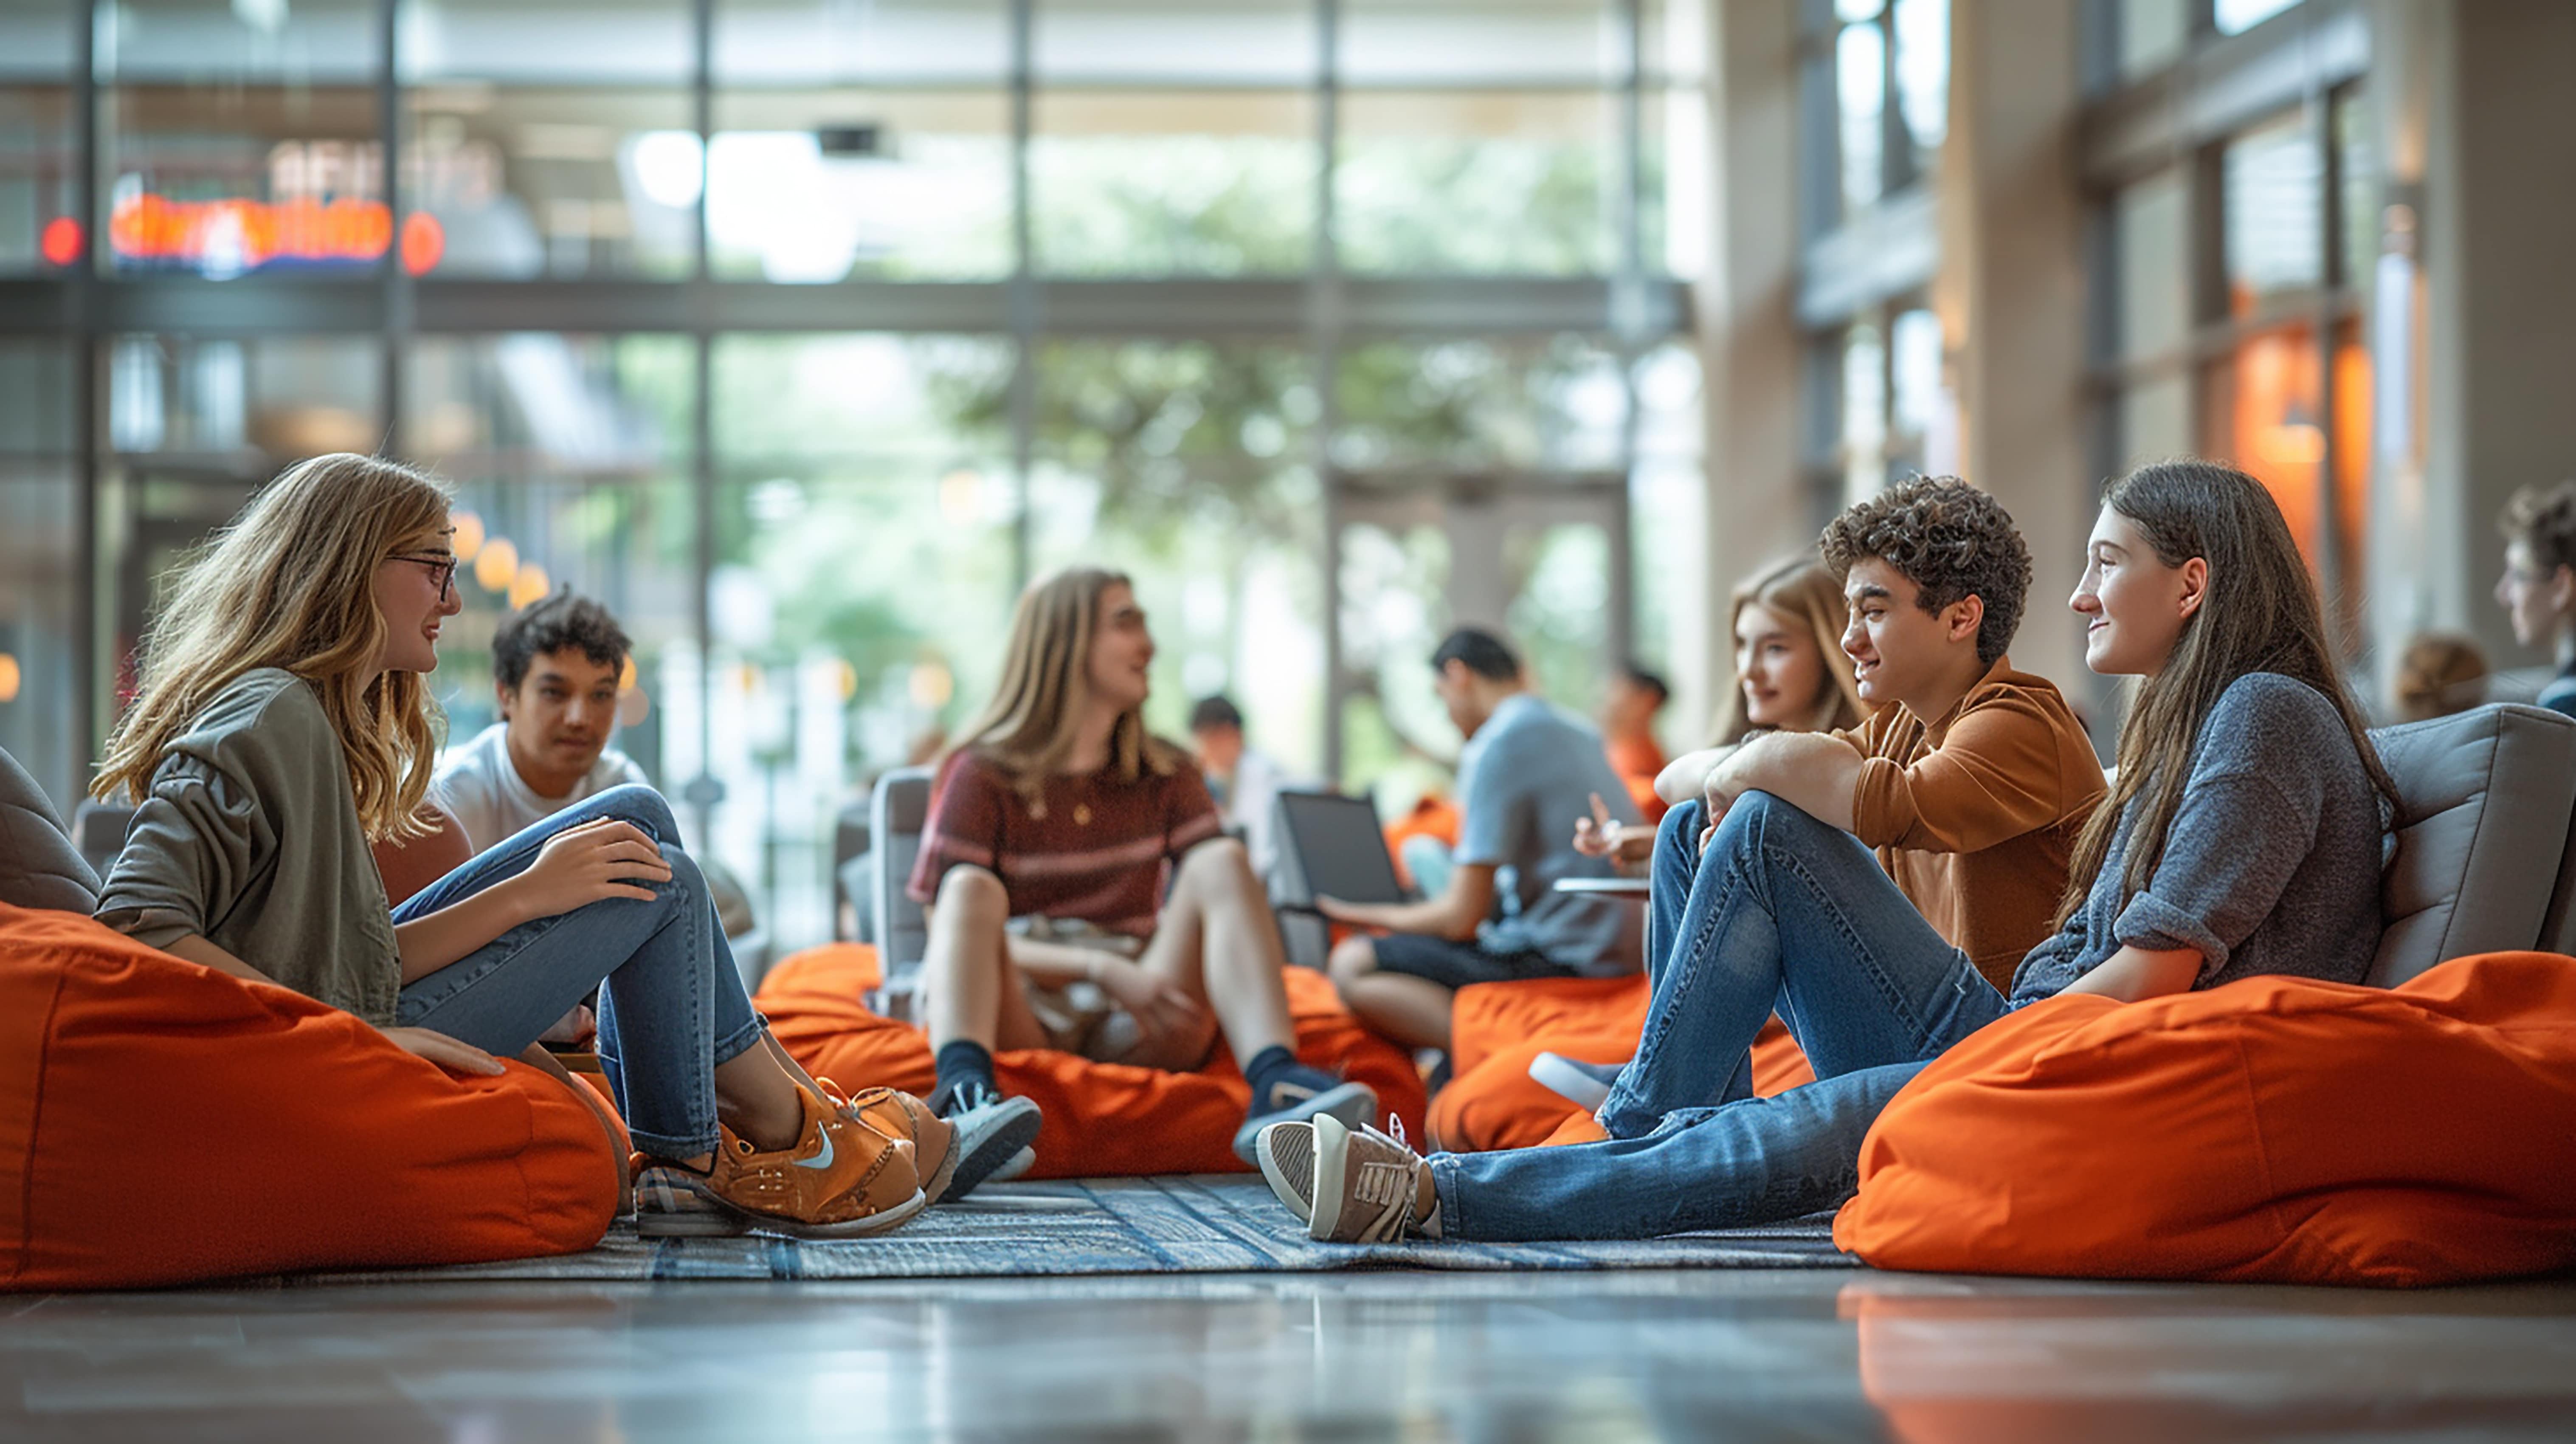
[1712,555,1870,744]
[93,453,454,841]
[949,567,1184,813]
[2055,459,2396,927]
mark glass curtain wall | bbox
[2088,1,2368,660]
[1,0,1704,953]
[1796,0,1951,526]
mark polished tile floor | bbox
[6,1269,2575,1441]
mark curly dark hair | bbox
[2500,479,2576,579]
[493,589,633,691]
[1817,475,2031,666]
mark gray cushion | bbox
[0,746,99,914]
[2366,704,2576,988]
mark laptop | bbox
[1266,790,1415,969]
[1270,790,1414,910]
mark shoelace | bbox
[1349,1114,1421,1234]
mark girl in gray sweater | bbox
[92,454,961,1241]
[1259,459,2400,1244]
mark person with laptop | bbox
[1319,628,1643,1054]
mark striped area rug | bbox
[293,1176,1853,1285]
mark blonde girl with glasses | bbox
[94,453,954,1240]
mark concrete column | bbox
[1938,0,2094,702]
[2405,0,2576,675]
[1687,0,1804,739]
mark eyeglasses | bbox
[392,553,459,603]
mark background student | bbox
[1575,555,1868,870]
[432,589,652,853]
[912,568,1375,1182]
[1318,627,1642,1054]
[2494,479,2576,717]
[1541,553,1871,1110]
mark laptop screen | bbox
[1273,791,1409,905]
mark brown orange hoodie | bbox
[1837,656,2107,991]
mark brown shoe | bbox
[638,1087,926,1239]
[835,1085,959,1209]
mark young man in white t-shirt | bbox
[433,590,654,852]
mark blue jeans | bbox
[1426,792,2012,1241]
[391,784,767,1159]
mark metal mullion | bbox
[377,0,405,454]
[1879,12,1908,197]
[1008,0,1034,595]
[73,0,100,784]
[688,0,716,847]
[1316,0,1346,783]
[1609,0,1641,674]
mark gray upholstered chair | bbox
[2365,703,2576,987]
[868,765,936,1013]
[0,746,98,914]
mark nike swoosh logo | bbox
[791,1130,835,1171]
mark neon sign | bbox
[108,193,444,276]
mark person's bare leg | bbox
[1329,935,1458,1051]
[922,865,1049,1055]
[1137,838,1295,1062]
[709,1042,811,1152]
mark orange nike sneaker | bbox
[636,1087,925,1239]
[833,1085,960,1209]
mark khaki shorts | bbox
[1009,917,1218,1071]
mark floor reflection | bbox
[3,1269,2572,1441]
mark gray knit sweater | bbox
[2010,672,2391,1004]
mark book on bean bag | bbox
[755,944,1426,1176]
[1833,951,2576,1287]
[0,904,623,1291]
[1431,973,1815,1152]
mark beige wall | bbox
[1940,0,2095,707]
[2415,0,2576,675]
[1687,0,1805,744]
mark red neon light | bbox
[40,216,82,267]
[400,212,445,276]
[110,193,396,268]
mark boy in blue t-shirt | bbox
[1319,628,1641,1051]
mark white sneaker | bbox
[1527,1052,1624,1111]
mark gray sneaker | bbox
[1306,1112,1433,1244]
[988,1145,1036,1184]
[935,1094,1044,1204]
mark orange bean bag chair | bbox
[0,904,624,1291]
[755,944,1426,1177]
[1430,974,1816,1151]
[1833,951,2576,1287]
